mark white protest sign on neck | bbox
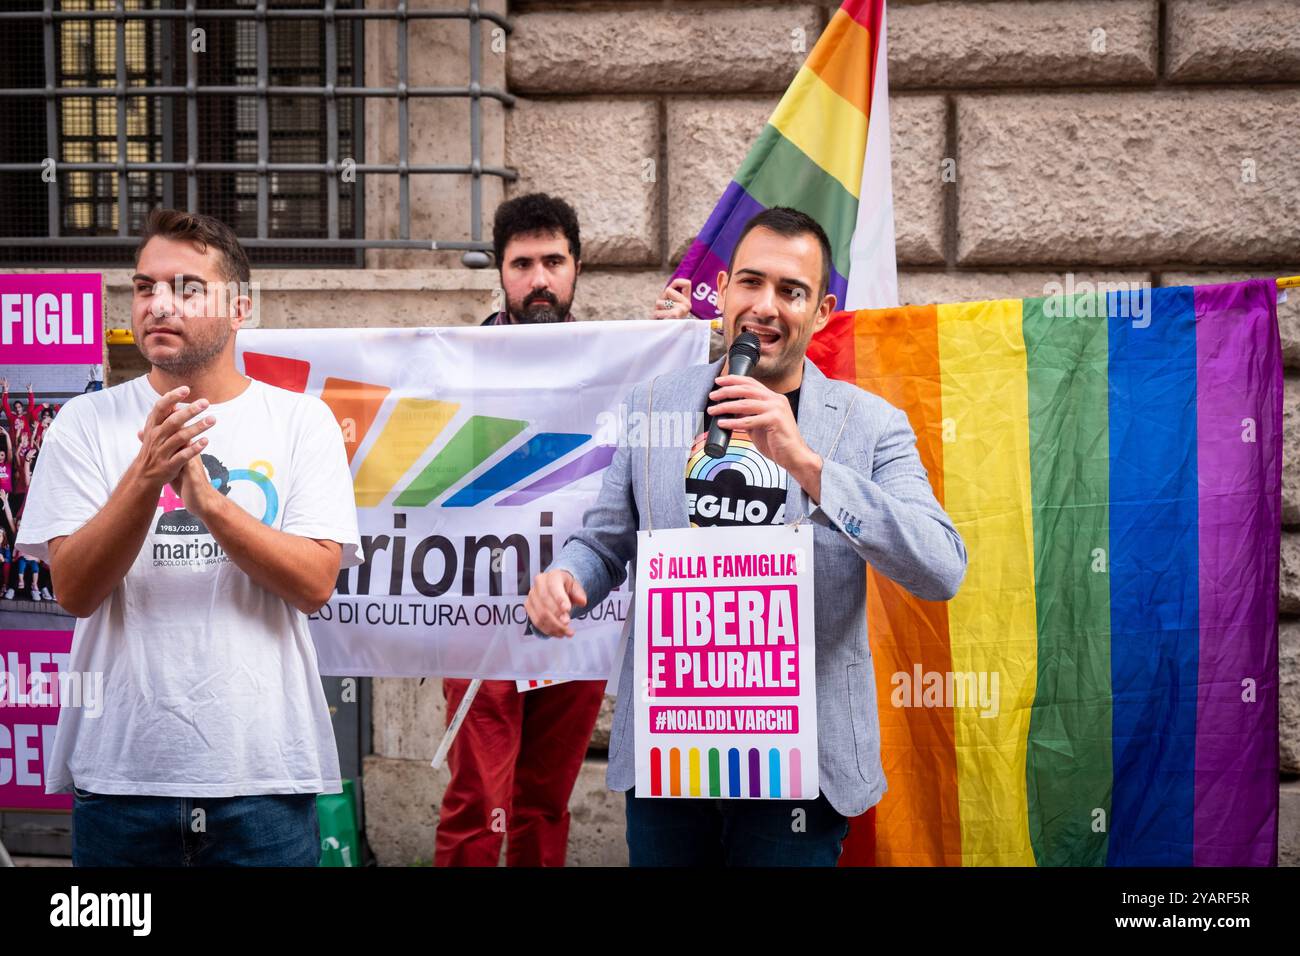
[633,524,818,799]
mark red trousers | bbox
[434,677,605,867]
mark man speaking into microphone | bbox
[524,207,968,866]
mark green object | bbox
[317,779,361,867]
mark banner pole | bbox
[430,677,482,771]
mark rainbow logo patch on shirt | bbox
[685,431,786,489]
[684,430,789,528]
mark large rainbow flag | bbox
[807,278,1282,866]
[671,0,897,314]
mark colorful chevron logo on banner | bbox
[672,0,896,315]
[808,278,1282,867]
[240,352,614,509]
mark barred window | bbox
[0,0,513,268]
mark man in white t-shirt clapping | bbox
[17,208,362,866]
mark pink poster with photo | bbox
[0,628,76,811]
[0,276,93,809]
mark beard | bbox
[141,320,232,377]
[754,339,803,382]
[505,286,574,325]
[730,319,812,387]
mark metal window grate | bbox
[0,0,515,267]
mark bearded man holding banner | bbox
[17,209,362,866]
[525,207,968,866]
[434,193,608,868]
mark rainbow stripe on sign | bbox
[239,352,611,509]
[805,279,1282,867]
[671,0,887,315]
[647,746,805,799]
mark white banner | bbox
[633,524,819,799]
[236,320,711,679]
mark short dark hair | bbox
[493,193,581,266]
[727,207,833,302]
[135,208,252,286]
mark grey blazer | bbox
[547,356,968,817]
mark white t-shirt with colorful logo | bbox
[17,374,362,797]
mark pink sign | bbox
[0,273,103,365]
[648,705,799,734]
[0,628,75,811]
[634,525,818,799]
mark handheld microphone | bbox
[704,330,761,459]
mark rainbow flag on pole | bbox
[808,279,1282,866]
[672,0,897,315]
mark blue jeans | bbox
[624,791,850,866]
[72,787,321,867]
